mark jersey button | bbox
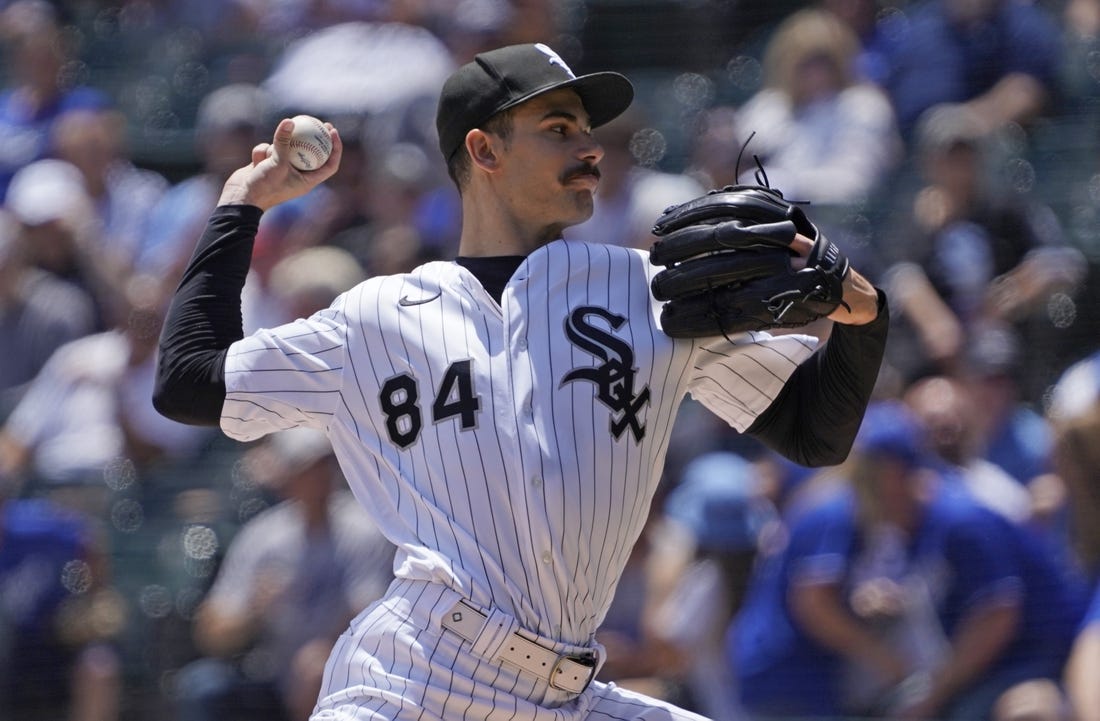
[531,475,542,488]
[516,337,528,351]
[541,551,552,564]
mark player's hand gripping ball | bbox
[287,115,333,171]
[649,184,851,338]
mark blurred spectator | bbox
[429,0,516,63]
[1050,399,1100,721]
[5,157,114,329]
[750,447,824,522]
[818,0,894,85]
[1050,396,1100,581]
[1048,349,1100,427]
[0,273,211,518]
[0,0,111,200]
[878,0,1062,138]
[902,372,1034,526]
[959,324,1053,487]
[261,243,367,327]
[644,451,778,721]
[357,140,446,274]
[682,105,744,192]
[51,107,169,290]
[273,111,459,276]
[729,401,1086,720]
[230,0,389,38]
[0,208,96,420]
[593,499,681,703]
[1065,586,1100,721]
[734,8,902,206]
[174,427,395,721]
[134,82,275,285]
[882,105,1086,398]
[0,484,123,721]
[1061,0,1100,120]
[260,22,454,120]
[565,108,704,249]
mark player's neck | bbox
[457,194,562,257]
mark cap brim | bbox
[500,71,634,129]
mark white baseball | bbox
[287,114,332,171]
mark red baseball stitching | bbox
[290,139,329,168]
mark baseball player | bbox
[154,43,887,720]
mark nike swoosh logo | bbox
[398,291,442,307]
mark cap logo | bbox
[534,43,575,79]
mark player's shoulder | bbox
[545,238,652,264]
[341,260,455,296]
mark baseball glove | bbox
[649,184,851,339]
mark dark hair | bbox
[446,109,515,191]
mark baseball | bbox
[287,114,332,171]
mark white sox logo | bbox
[534,43,576,78]
[560,306,650,442]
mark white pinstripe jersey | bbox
[221,239,817,645]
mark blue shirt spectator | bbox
[0,497,100,715]
[729,402,1087,719]
[0,1,111,201]
[1066,580,1100,721]
[880,0,1062,137]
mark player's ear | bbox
[466,129,500,173]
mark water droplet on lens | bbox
[61,560,93,595]
[1047,293,1076,329]
[725,56,762,92]
[182,525,218,560]
[111,498,144,533]
[139,585,172,618]
[629,128,666,167]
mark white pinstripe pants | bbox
[311,578,710,721]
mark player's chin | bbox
[563,194,595,225]
[563,183,598,209]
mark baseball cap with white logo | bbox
[435,43,634,162]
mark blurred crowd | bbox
[2,0,1100,719]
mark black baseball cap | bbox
[436,43,634,162]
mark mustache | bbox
[562,164,601,183]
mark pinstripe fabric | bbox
[312,579,710,720]
[221,240,816,717]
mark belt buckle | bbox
[549,653,597,694]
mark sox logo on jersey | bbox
[560,306,650,442]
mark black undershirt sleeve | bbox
[152,205,263,426]
[744,289,889,467]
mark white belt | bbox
[441,600,598,695]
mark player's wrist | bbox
[830,270,880,325]
[218,176,268,209]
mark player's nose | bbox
[576,135,605,165]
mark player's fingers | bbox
[271,118,294,144]
[271,117,295,156]
[790,232,814,258]
[317,124,342,174]
[251,143,272,165]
